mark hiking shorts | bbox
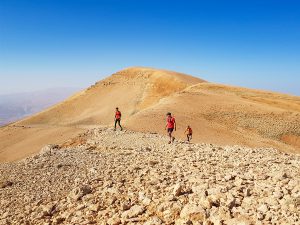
[167,128,174,133]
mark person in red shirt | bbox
[114,107,123,131]
[184,125,193,142]
[165,112,176,144]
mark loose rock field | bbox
[1,128,300,224]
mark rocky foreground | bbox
[0,128,300,225]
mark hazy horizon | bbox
[0,69,299,97]
[1,0,299,96]
[0,86,81,126]
[0,86,83,96]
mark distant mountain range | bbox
[0,87,81,126]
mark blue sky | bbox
[0,0,299,95]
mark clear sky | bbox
[1,0,299,95]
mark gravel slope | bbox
[1,128,300,224]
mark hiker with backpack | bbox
[165,112,176,144]
[114,107,123,131]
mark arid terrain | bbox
[0,67,300,224]
[1,67,300,162]
[2,0,299,223]
[1,128,299,224]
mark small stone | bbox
[121,202,131,211]
[273,191,283,199]
[88,203,100,212]
[226,217,252,225]
[53,217,65,224]
[224,174,235,181]
[257,212,265,220]
[37,204,55,218]
[138,192,151,206]
[39,144,59,155]
[226,198,236,209]
[1,212,9,219]
[107,215,121,225]
[144,216,163,225]
[257,204,269,213]
[243,188,251,197]
[69,185,92,201]
[121,205,145,218]
[145,147,152,151]
[180,204,206,221]
[273,172,288,181]
[198,199,212,209]
[207,195,220,207]
[0,180,13,188]
[173,183,183,196]
[149,160,159,166]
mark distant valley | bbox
[0,87,81,126]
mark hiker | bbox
[114,107,123,131]
[184,125,193,142]
[165,112,176,144]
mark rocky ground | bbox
[0,127,300,225]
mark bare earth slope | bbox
[1,128,299,224]
[0,67,204,162]
[0,125,84,162]
[1,67,300,162]
[17,67,204,126]
[125,82,300,153]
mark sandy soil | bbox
[0,125,84,163]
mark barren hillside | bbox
[17,67,204,126]
[0,67,300,162]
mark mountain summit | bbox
[17,67,205,126]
